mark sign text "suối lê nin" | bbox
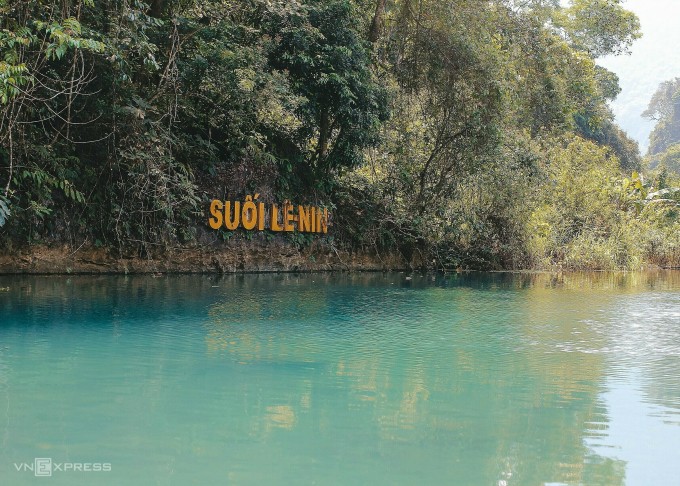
[209,194,329,233]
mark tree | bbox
[266,0,388,185]
[655,144,680,174]
[558,0,641,57]
[0,0,105,233]
[644,78,680,160]
[383,0,503,214]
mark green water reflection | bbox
[1,272,679,485]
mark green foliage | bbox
[644,77,680,159]
[654,144,680,174]
[583,119,641,172]
[558,0,642,57]
[643,77,680,123]
[34,17,105,60]
[0,62,31,104]
[265,0,388,184]
[520,139,680,270]
[526,137,623,267]
[288,230,315,249]
[4,0,676,271]
[335,0,650,270]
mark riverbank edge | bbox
[0,241,417,275]
[3,242,675,276]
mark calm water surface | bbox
[0,272,679,485]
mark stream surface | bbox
[1,272,679,485]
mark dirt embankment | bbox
[0,240,415,275]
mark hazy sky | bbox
[597,0,680,153]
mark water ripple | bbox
[1,272,679,485]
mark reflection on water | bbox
[0,272,679,485]
[605,292,680,413]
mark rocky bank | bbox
[0,240,414,274]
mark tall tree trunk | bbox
[368,0,386,43]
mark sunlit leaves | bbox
[31,18,105,60]
[558,0,641,57]
[0,61,31,103]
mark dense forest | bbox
[1,0,679,270]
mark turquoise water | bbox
[1,272,679,485]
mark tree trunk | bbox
[368,0,386,43]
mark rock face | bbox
[0,240,415,274]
